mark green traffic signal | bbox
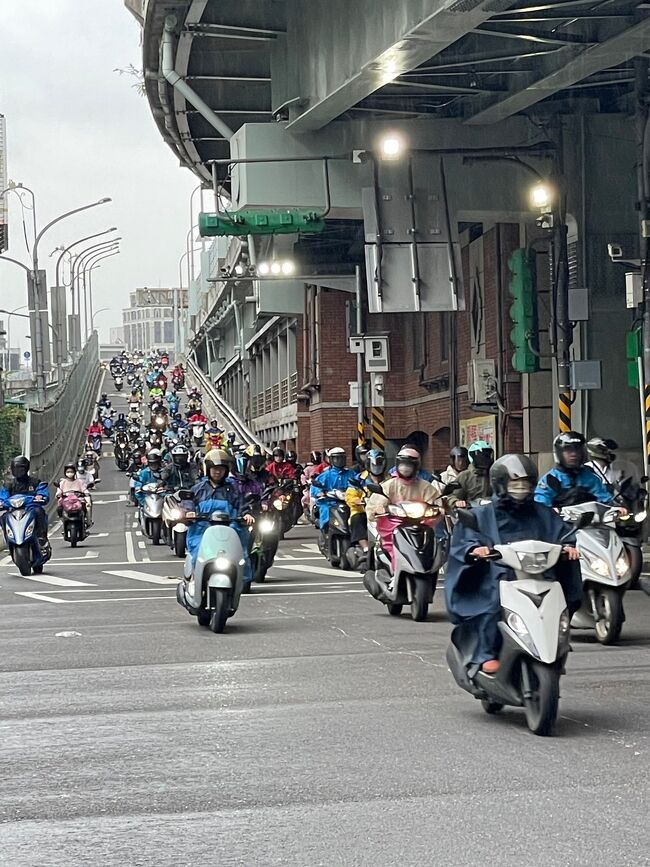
[508,248,539,374]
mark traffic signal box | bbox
[198,210,326,238]
[508,248,539,374]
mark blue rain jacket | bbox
[310,467,358,529]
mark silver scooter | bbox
[446,509,591,736]
[139,481,166,545]
[176,510,246,633]
[561,501,634,645]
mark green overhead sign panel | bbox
[198,210,326,237]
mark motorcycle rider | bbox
[365,447,444,569]
[301,450,324,516]
[114,412,128,433]
[87,418,103,441]
[231,452,265,500]
[135,449,165,504]
[97,393,111,411]
[246,446,275,489]
[311,447,357,546]
[351,443,371,474]
[445,454,581,675]
[440,446,470,486]
[183,448,255,591]
[446,440,494,508]
[0,456,50,548]
[56,462,92,527]
[76,458,95,487]
[268,447,298,481]
[345,448,388,560]
[162,444,201,490]
[388,445,434,482]
[535,432,616,508]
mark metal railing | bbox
[254,375,299,418]
[186,356,266,449]
[26,333,102,486]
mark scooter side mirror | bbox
[365,482,384,495]
[456,509,479,531]
[178,489,194,500]
[442,482,458,497]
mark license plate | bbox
[186,511,196,518]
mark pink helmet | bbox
[395,446,421,480]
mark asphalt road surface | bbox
[1,385,650,865]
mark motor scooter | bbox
[363,497,448,621]
[248,488,281,582]
[162,488,192,556]
[314,484,351,568]
[114,435,131,472]
[176,510,246,633]
[114,375,123,391]
[191,422,206,448]
[138,481,166,544]
[0,493,51,575]
[60,490,88,547]
[561,501,638,644]
[446,509,591,736]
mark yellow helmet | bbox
[204,448,231,476]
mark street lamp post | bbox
[83,248,120,337]
[91,307,110,331]
[28,197,111,405]
[70,238,120,349]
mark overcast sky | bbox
[0,0,200,349]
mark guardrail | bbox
[185,356,266,450]
[26,333,102,487]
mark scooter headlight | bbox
[399,502,427,519]
[506,611,529,636]
[9,496,25,508]
[5,526,14,540]
[215,556,230,570]
[585,554,609,577]
[273,498,285,511]
[559,609,571,634]
[516,551,549,574]
[24,524,34,539]
[635,510,647,524]
[258,518,275,534]
[615,555,630,578]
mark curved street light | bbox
[82,248,121,337]
[91,306,110,330]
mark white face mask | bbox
[65,471,75,480]
[397,462,416,479]
[507,479,533,501]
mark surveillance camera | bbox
[219,266,229,277]
[608,243,623,261]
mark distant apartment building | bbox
[121,287,187,352]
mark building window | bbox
[164,320,173,344]
[440,313,449,362]
[154,322,162,344]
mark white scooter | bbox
[176,510,245,633]
[446,509,591,736]
[561,501,634,645]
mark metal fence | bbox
[27,333,102,486]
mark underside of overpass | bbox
[129,0,650,464]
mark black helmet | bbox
[587,437,617,463]
[553,431,587,470]
[272,447,285,461]
[148,449,162,470]
[249,446,266,471]
[354,444,370,465]
[174,412,182,421]
[77,458,87,471]
[286,450,297,464]
[227,431,236,443]
[10,455,30,479]
[450,446,469,461]
[490,454,538,504]
[101,393,107,401]
[171,444,189,467]
[310,450,322,464]
[328,446,346,469]
[64,461,76,477]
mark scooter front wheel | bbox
[13,545,32,577]
[410,578,429,622]
[209,589,230,633]
[196,609,211,627]
[521,660,559,736]
[387,604,403,617]
[594,588,624,645]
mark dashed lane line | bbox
[125,531,137,564]
[14,588,367,604]
[271,564,360,578]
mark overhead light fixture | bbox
[379,134,405,161]
[281,260,296,275]
[530,182,552,211]
[258,262,270,276]
[234,264,245,276]
[256,259,296,277]
[270,262,282,275]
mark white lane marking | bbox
[50,551,98,563]
[272,564,359,578]
[0,555,12,567]
[33,587,178,594]
[132,521,138,528]
[55,631,82,637]
[15,591,66,603]
[15,588,367,604]
[138,541,146,549]
[93,498,127,505]
[299,543,321,553]
[141,552,151,563]
[103,569,179,585]
[39,559,180,567]
[23,574,94,588]
[135,530,142,537]
[89,532,109,538]
[125,531,136,564]
[275,555,324,561]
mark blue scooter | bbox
[1,492,51,576]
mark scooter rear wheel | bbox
[481,700,503,714]
[521,660,559,736]
[70,524,79,548]
[387,604,403,617]
[410,579,429,622]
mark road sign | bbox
[23,351,31,360]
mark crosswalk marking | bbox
[103,569,180,585]
[272,564,359,578]
[22,573,95,587]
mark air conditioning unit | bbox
[468,359,497,405]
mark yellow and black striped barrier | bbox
[558,391,571,433]
[371,407,385,450]
[357,421,366,446]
